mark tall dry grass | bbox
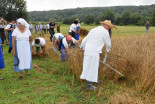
[68,35,155,94]
[110,92,144,104]
[80,28,89,36]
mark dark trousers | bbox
[71,31,76,39]
[43,29,46,34]
[57,29,60,33]
[36,46,44,53]
[0,31,5,44]
[49,29,55,41]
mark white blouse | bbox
[12,28,32,41]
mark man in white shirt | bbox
[43,24,47,34]
[53,33,64,53]
[69,20,78,39]
[32,37,46,54]
[80,20,115,90]
[59,35,78,62]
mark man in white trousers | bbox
[80,20,116,90]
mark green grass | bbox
[0,46,119,103]
[59,24,155,36]
[0,25,155,104]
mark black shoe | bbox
[8,48,12,53]
[96,81,103,84]
[0,78,5,80]
[27,74,31,77]
[19,76,23,80]
[86,84,97,90]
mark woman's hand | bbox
[13,49,16,56]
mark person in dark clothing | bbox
[57,24,60,33]
[49,19,56,42]
[34,24,38,34]
[145,21,150,34]
[109,29,112,38]
[0,18,7,44]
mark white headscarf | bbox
[17,18,29,28]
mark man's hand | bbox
[11,28,14,31]
[1,18,4,21]
[103,52,108,63]
[40,51,44,54]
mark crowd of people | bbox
[0,17,151,90]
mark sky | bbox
[26,0,155,11]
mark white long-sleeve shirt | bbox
[80,26,111,56]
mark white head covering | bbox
[17,18,29,28]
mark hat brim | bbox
[100,21,116,29]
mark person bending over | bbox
[32,37,46,55]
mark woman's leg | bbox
[19,72,23,80]
[19,72,22,77]
[25,70,29,75]
[25,70,31,76]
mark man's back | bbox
[85,26,111,53]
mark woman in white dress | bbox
[12,18,33,80]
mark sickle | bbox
[14,55,20,66]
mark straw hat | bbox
[100,20,116,29]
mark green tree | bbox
[115,17,122,25]
[63,16,77,24]
[103,10,115,22]
[0,0,28,21]
[121,11,131,25]
[151,10,155,26]
[130,13,142,25]
[84,14,94,24]
[95,18,100,25]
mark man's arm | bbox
[51,25,56,29]
[65,47,70,54]
[31,40,36,54]
[50,23,56,29]
[54,39,59,50]
[104,33,111,53]
[0,18,7,24]
[41,45,46,53]
[5,28,13,31]
[78,27,80,34]
[74,28,77,33]
[5,25,14,31]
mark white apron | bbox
[16,35,31,70]
[80,51,100,83]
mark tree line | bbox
[0,1,155,26]
[29,5,155,26]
